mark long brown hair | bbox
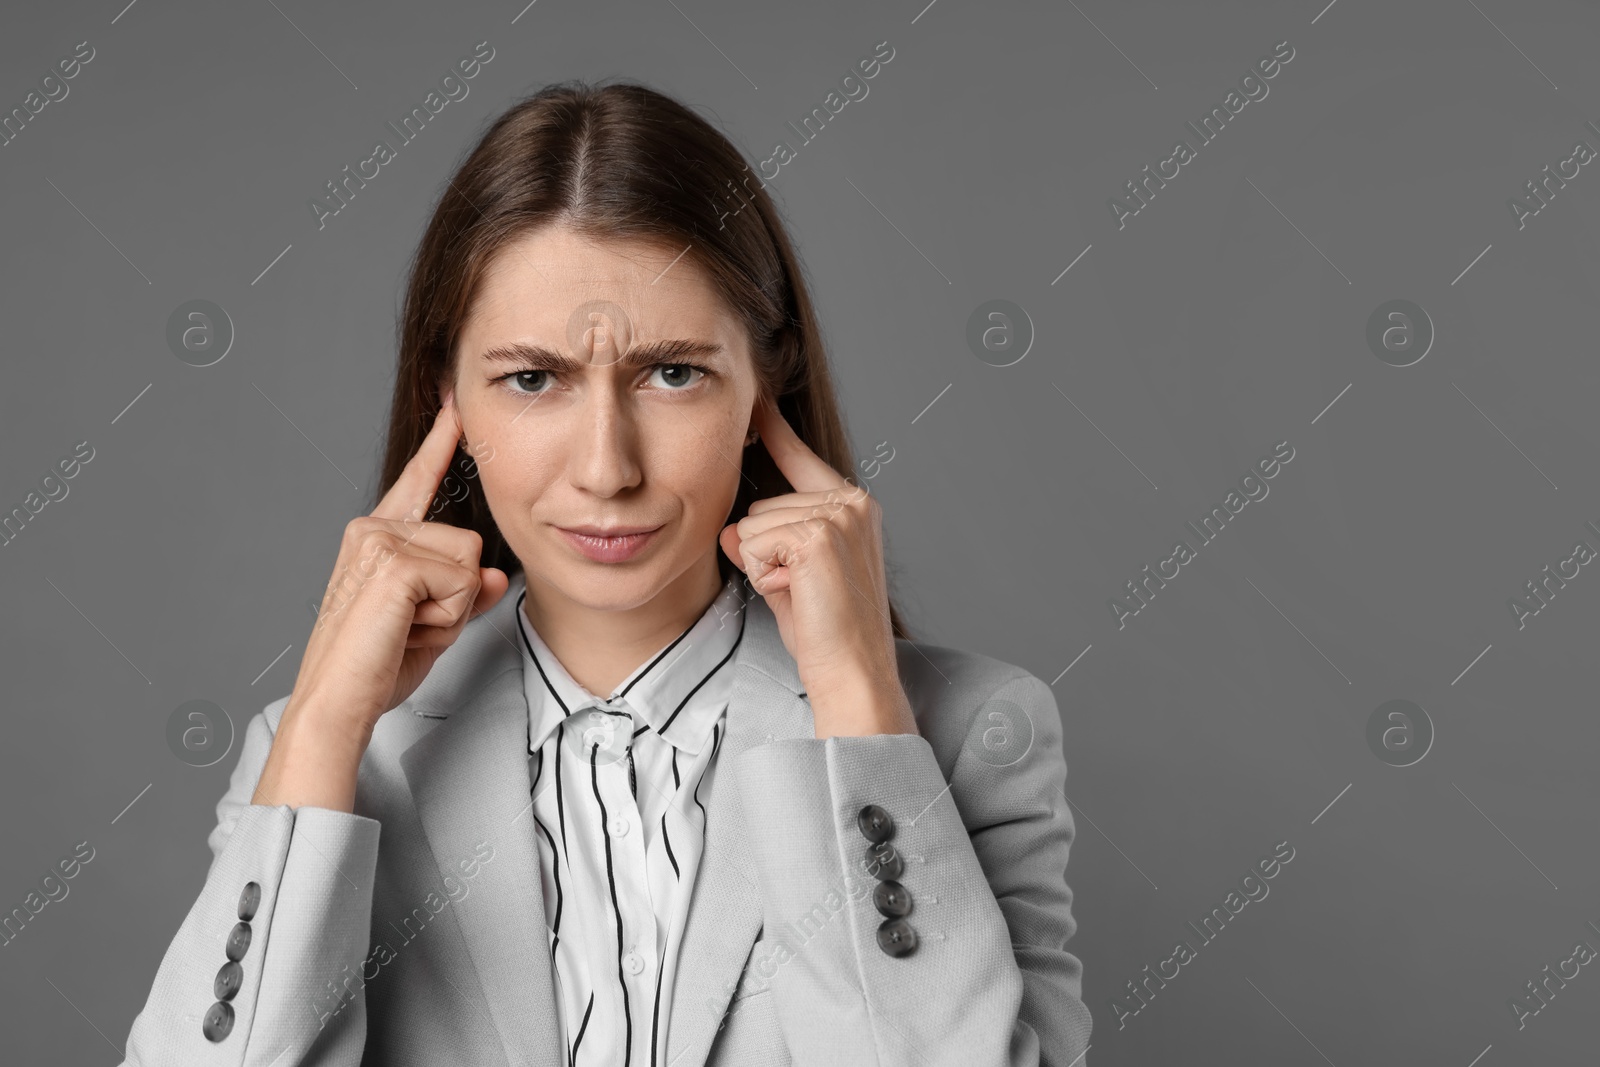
[376,79,911,640]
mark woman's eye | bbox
[505,370,552,394]
[496,363,705,396]
[651,363,705,390]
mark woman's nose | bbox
[566,312,642,495]
[567,396,641,495]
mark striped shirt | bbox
[515,578,749,1067]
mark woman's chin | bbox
[521,555,674,612]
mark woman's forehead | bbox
[486,225,706,290]
[466,230,733,347]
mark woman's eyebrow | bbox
[478,338,724,370]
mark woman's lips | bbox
[555,525,664,563]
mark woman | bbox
[119,81,1092,1066]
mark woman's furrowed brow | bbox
[478,338,724,370]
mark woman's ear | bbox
[745,390,772,444]
[438,363,458,411]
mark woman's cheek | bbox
[659,422,735,494]
[481,435,562,515]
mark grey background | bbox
[3,0,1598,1063]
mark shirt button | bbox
[624,951,645,975]
[609,815,630,838]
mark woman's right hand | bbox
[252,394,509,811]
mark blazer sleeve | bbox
[728,670,1092,1067]
[119,703,383,1067]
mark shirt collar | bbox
[516,577,749,757]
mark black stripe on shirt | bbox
[519,587,700,717]
[555,721,570,856]
[656,605,748,738]
[614,610,701,701]
[662,809,679,880]
[649,934,668,1067]
[533,814,564,941]
[662,749,682,878]
[590,742,633,1067]
[570,990,594,1067]
[517,589,574,717]
[691,722,721,826]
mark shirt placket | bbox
[595,704,658,1065]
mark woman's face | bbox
[449,224,762,611]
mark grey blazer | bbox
[119,573,1093,1066]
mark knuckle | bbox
[386,548,424,582]
[438,564,478,605]
[358,525,396,554]
[341,517,370,551]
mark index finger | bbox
[372,397,463,522]
[753,392,849,495]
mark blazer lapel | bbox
[665,586,814,1067]
[400,578,564,1067]
[398,574,811,1067]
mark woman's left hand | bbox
[719,394,919,739]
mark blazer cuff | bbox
[729,733,1020,1064]
[122,803,380,1065]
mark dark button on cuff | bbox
[202,1000,235,1042]
[214,960,243,1001]
[237,881,261,921]
[865,840,904,881]
[857,804,895,843]
[873,879,913,918]
[224,921,252,962]
[877,917,918,958]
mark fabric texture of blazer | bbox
[119,571,1093,1066]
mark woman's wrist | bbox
[806,661,919,738]
[250,696,373,813]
